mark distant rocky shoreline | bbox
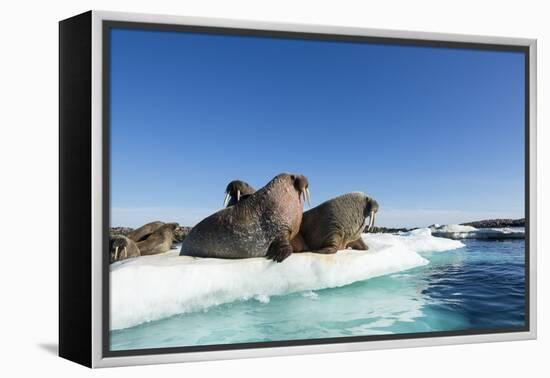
[369,218,525,234]
[368,226,412,233]
[110,218,525,242]
[460,218,525,229]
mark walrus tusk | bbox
[223,192,231,207]
[305,188,311,207]
[367,211,376,231]
[301,190,310,206]
[123,246,128,259]
[114,246,119,260]
[237,189,241,202]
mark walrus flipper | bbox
[346,238,368,250]
[266,237,293,263]
[311,246,339,254]
[309,232,344,255]
[290,233,308,253]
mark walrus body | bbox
[110,235,140,263]
[224,180,256,207]
[295,192,379,254]
[137,223,178,255]
[127,221,164,242]
[181,173,310,262]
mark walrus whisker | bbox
[223,193,231,207]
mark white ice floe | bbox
[110,228,463,330]
[429,224,525,240]
[365,228,465,254]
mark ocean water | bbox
[110,238,525,351]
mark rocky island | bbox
[461,218,525,228]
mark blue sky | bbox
[109,28,525,228]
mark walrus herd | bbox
[110,172,379,264]
[180,172,379,263]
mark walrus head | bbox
[223,180,256,207]
[163,222,179,231]
[290,174,311,206]
[158,222,179,240]
[364,197,379,231]
[262,173,311,207]
[110,235,130,262]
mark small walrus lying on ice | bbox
[110,221,179,263]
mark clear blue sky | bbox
[109,28,525,228]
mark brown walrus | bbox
[180,173,310,262]
[127,221,164,242]
[293,192,379,254]
[110,235,140,263]
[223,180,256,207]
[137,222,179,255]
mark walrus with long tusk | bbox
[110,235,140,263]
[137,222,179,255]
[181,173,311,262]
[223,180,256,207]
[293,192,379,254]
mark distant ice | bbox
[429,224,525,240]
[366,228,464,253]
[110,228,463,330]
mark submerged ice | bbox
[110,228,464,330]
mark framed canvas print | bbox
[59,10,537,368]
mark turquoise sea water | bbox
[110,239,525,351]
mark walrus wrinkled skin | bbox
[223,180,256,207]
[180,173,310,262]
[137,222,179,255]
[127,221,164,242]
[294,192,379,254]
[110,235,140,263]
